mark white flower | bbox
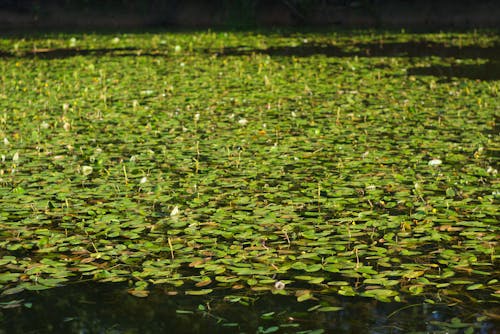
[12,152,19,162]
[428,159,442,166]
[174,45,181,53]
[238,118,248,125]
[194,113,200,122]
[140,176,147,184]
[170,206,180,216]
[486,166,498,175]
[3,137,9,146]
[40,122,50,129]
[274,281,286,290]
[82,166,93,176]
[112,37,120,44]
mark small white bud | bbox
[170,206,180,216]
[274,281,286,290]
[486,166,498,175]
[428,159,442,166]
[82,165,93,176]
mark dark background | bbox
[1,0,499,30]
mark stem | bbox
[122,165,128,185]
[168,237,175,259]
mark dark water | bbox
[0,283,497,334]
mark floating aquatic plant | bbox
[0,31,498,311]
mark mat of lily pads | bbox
[0,30,498,306]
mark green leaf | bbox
[0,272,21,283]
[317,306,343,312]
[185,289,213,296]
[466,283,484,290]
[261,326,279,334]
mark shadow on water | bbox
[0,283,498,334]
[407,60,500,81]
[214,41,500,81]
[0,47,158,59]
[2,40,499,81]
[216,41,500,61]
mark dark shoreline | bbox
[1,0,499,31]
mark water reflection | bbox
[0,283,497,333]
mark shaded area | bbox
[2,40,498,64]
[215,41,500,60]
[0,283,498,334]
[0,0,499,29]
[0,47,161,59]
[214,41,500,81]
[407,60,500,81]
[0,42,498,102]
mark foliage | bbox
[0,31,498,311]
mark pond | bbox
[1,283,498,333]
[0,29,498,333]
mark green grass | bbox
[0,30,498,308]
